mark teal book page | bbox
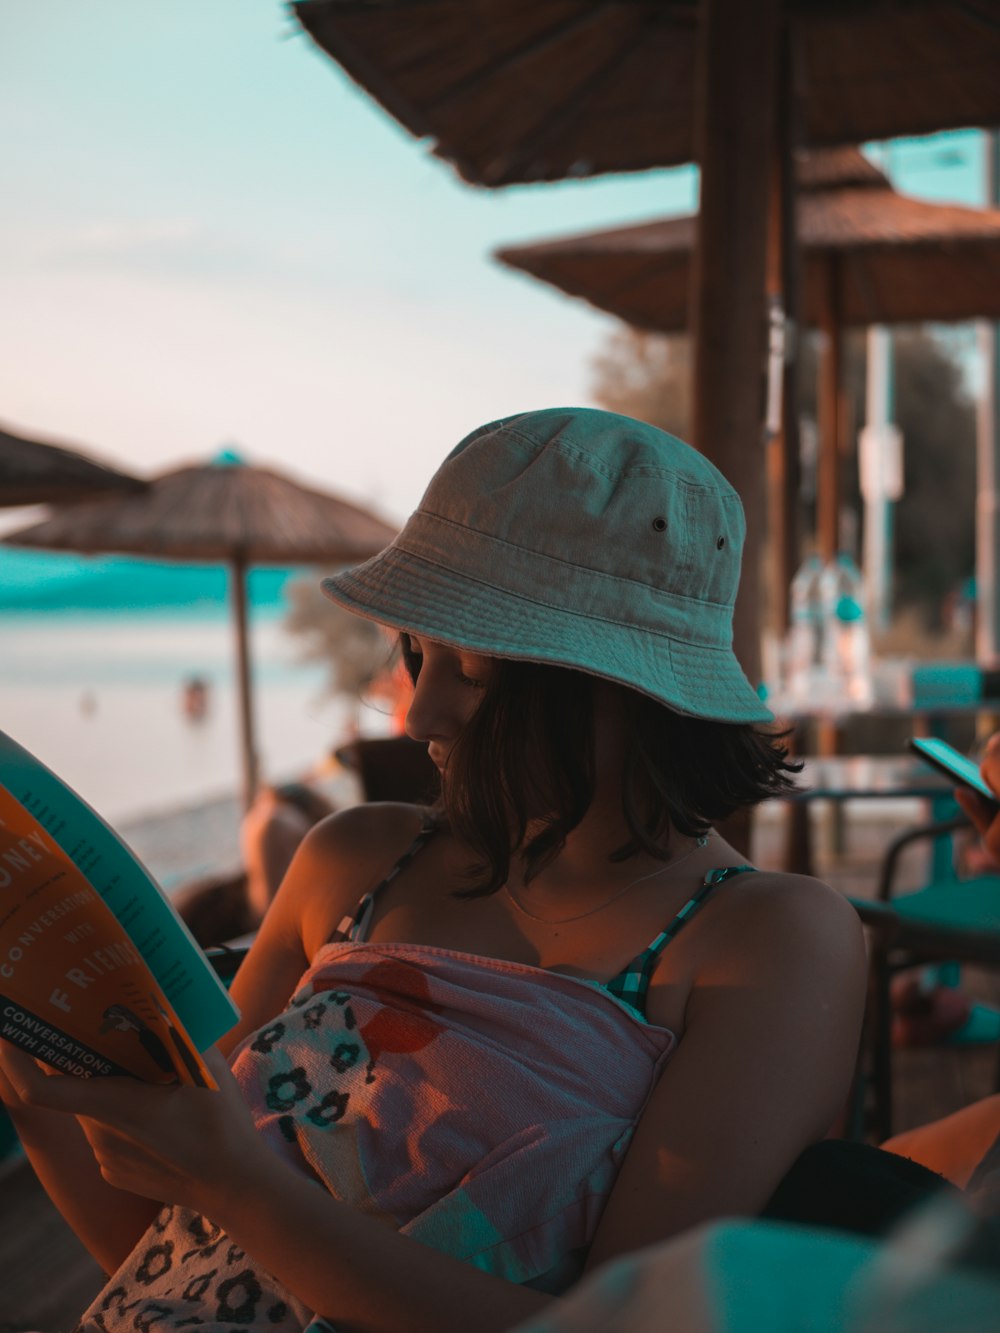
[0,729,239,1048]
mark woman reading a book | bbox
[0,409,867,1332]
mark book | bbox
[0,729,240,1088]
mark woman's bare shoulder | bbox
[303,801,432,871]
[698,867,866,980]
[745,866,860,917]
[592,869,868,1267]
[721,865,862,928]
[733,866,854,906]
[292,803,432,928]
[246,802,436,981]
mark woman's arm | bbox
[4,1044,553,1333]
[0,830,318,1273]
[0,872,865,1330]
[220,802,427,1054]
[0,1046,159,1273]
[0,806,383,1272]
[585,873,867,1269]
[881,1093,1000,1188]
[211,1120,555,1333]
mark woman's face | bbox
[401,634,493,771]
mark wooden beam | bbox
[230,552,259,812]
[691,0,781,689]
[765,23,803,639]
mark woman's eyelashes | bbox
[404,636,486,690]
[400,634,422,682]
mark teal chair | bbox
[858,814,1000,1141]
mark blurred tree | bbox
[889,329,976,627]
[590,327,692,438]
[283,577,399,730]
[589,323,975,631]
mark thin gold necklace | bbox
[503,834,711,926]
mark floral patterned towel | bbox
[76,943,676,1331]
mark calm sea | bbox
[0,548,374,828]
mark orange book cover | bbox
[0,731,239,1088]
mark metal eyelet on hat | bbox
[716,536,726,549]
[652,517,667,532]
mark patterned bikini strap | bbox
[328,817,438,945]
[618,863,757,1007]
[666,863,757,949]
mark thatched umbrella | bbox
[293,3,1000,187]
[496,147,1000,572]
[0,423,145,508]
[291,0,1000,687]
[1,457,398,809]
[498,148,1000,339]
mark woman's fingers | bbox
[2,1038,249,1142]
[1,1045,142,1121]
[1,1039,220,1121]
[981,732,1000,789]
[0,1039,33,1107]
[0,1039,54,1096]
[2,1040,256,1210]
[955,787,992,830]
[956,787,1000,867]
[0,1040,97,1130]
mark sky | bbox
[0,1,989,528]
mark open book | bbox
[0,730,239,1088]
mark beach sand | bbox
[120,767,363,895]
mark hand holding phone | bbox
[908,737,1000,812]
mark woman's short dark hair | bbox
[399,635,801,895]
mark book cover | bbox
[0,729,239,1087]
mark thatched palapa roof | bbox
[496,149,1000,332]
[293,0,1000,186]
[2,459,398,564]
[0,424,145,508]
[2,457,399,809]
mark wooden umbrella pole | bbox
[691,0,781,690]
[230,551,259,812]
[764,20,803,641]
[691,0,780,858]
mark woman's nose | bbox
[403,668,454,743]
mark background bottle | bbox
[821,553,872,706]
[785,554,824,702]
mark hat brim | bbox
[322,545,772,725]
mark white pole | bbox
[976,128,1000,666]
[861,326,896,634]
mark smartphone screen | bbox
[908,737,999,806]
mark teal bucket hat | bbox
[322,407,771,724]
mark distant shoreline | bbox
[3,614,357,842]
[119,788,245,893]
[119,769,360,897]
